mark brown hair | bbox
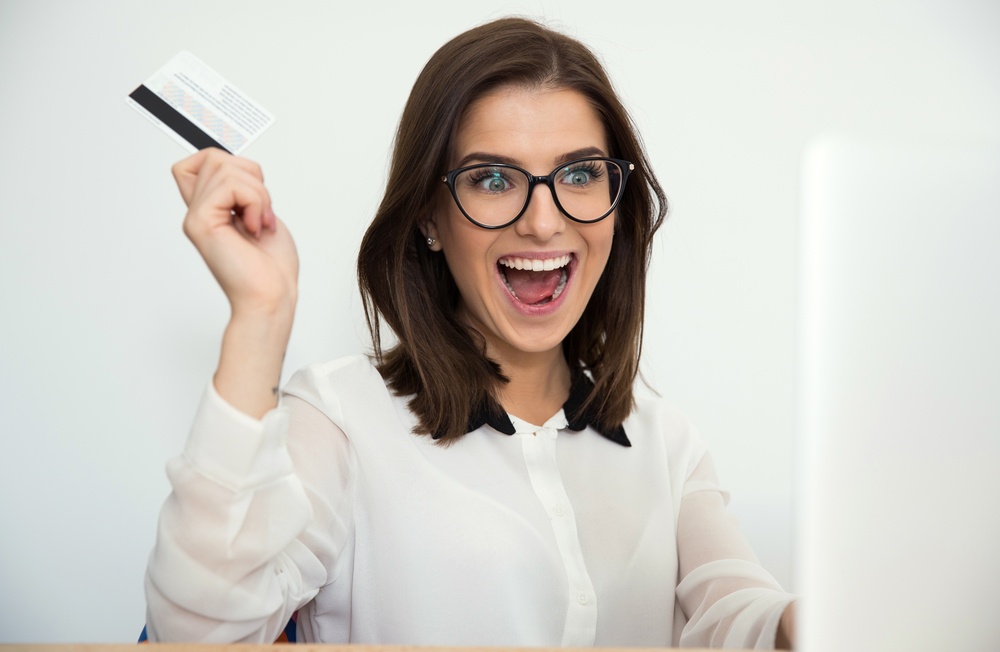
[357,17,667,442]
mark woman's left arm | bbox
[674,451,797,649]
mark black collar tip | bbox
[489,417,517,436]
[604,427,632,447]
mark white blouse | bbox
[145,355,793,647]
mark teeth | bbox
[498,254,572,271]
[551,268,568,300]
[502,275,517,297]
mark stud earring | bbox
[426,237,437,248]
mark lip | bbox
[494,251,577,316]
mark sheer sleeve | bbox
[144,383,356,643]
[674,451,795,648]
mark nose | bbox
[514,181,566,241]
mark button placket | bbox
[519,424,597,646]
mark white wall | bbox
[0,0,997,642]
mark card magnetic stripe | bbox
[129,84,231,153]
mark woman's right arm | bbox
[144,150,343,642]
[173,147,298,418]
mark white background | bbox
[1,0,997,642]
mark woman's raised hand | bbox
[172,148,299,418]
[173,148,298,319]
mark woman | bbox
[146,17,796,648]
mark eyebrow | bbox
[456,146,608,169]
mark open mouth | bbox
[497,254,572,306]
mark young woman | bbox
[146,17,797,648]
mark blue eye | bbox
[467,168,513,193]
[559,161,606,187]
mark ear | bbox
[419,219,443,252]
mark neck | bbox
[492,342,572,426]
[454,304,573,425]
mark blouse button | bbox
[577,591,589,605]
[552,505,566,517]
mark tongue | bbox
[504,267,563,304]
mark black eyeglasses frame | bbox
[441,157,635,230]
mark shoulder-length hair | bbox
[358,17,667,442]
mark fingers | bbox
[184,173,273,242]
[173,148,276,243]
[196,168,267,224]
[172,147,266,206]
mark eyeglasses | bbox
[442,157,634,229]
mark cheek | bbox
[587,221,616,275]
[438,216,498,296]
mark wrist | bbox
[222,311,294,360]
[229,290,297,329]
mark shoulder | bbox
[282,354,386,423]
[288,354,378,385]
[283,354,420,451]
[626,390,708,477]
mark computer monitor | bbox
[796,136,1000,650]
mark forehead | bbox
[454,86,608,166]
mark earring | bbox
[426,237,437,248]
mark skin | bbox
[424,86,616,425]
[778,604,796,649]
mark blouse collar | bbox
[433,372,631,447]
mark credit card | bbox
[126,51,274,154]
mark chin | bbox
[495,317,578,357]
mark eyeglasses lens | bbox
[453,159,623,227]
